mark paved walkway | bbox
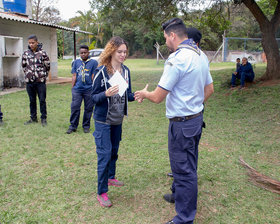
[0,77,71,96]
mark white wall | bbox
[0,19,58,89]
[0,36,23,89]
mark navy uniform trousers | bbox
[169,114,203,224]
[93,120,122,195]
[69,88,94,130]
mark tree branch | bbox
[242,0,269,29]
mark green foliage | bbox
[257,0,278,18]
[89,40,97,50]
[89,0,179,55]
[57,0,278,56]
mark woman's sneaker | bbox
[97,193,112,207]
[108,178,124,187]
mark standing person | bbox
[66,45,98,134]
[231,57,254,89]
[135,18,214,224]
[22,35,50,126]
[0,104,3,125]
[167,26,203,179]
[186,27,202,47]
[91,36,134,207]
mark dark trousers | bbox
[168,114,203,224]
[231,72,254,87]
[69,89,94,130]
[93,120,122,195]
[26,82,47,120]
[0,105,3,120]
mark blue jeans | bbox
[26,82,47,120]
[69,89,93,130]
[231,72,254,87]
[169,114,203,224]
[93,120,122,195]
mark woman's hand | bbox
[105,85,119,97]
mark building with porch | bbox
[0,0,91,90]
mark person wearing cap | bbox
[186,27,202,47]
[22,34,50,126]
[135,18,214,224]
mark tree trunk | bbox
[261,28,280,80]
[242,0,280,80]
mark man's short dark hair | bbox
[162,18,187,38]
[80,45,89,50]
[237,58,240,60]
[28,34,38,41]
[186,27,202,45]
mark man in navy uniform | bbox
[167,26,203,179]
[66,45,98,134]
[135,18,214,224]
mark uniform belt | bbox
[169,111,202,122]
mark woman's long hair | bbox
[98,36,128,74]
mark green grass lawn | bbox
[0,59,279,224]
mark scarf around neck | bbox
[177,38,200,55]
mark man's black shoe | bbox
[24,119,38,125]
[41,119,47,127]
[83,128,90,133]
[66,128,76,134]
[165,221,175,224]
[163,193,175,204]
[167,172,173,177]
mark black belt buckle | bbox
[170,112,202,122]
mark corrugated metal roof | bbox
[0,12,93,34]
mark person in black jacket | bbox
[91,36,134,207]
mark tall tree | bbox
[40,6,61,24]
[90,0,179,54]
[234,0,280,80]
[32,0,60,22]
[76,10,95,45]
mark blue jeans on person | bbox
[168,114,203,224]
[69,88,93,130]
[26,82,47,120]
[93,120,122,195]
[0,104,3,120]
[231,72,254,87]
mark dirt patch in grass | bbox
[200,141,220,152]
[258,79,280,87]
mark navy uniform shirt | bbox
[72,58,98,92]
